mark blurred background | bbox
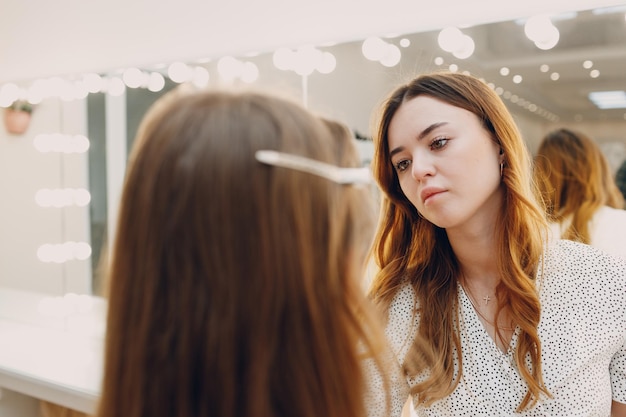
[1,0,625,298]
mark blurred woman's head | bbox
[534,127,625,243]
[98,87,385,417]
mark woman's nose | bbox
[411,153,435,181]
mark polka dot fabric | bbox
[365,239,626,417]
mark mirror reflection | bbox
[0,4,625,298]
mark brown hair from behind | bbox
[534,128,625,244]
[97,87,389,417]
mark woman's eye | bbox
[431,137,449,150]
[394,159,411,172]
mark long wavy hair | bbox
[534,128,625,243]
[97,87,389,417]
[368,72,551,411]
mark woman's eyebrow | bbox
[390,122,448,158]
[418,122,448,140]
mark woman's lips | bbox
[420,187,446,204]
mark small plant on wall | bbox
[4,100,34,135]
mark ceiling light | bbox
[122,68,144,88]
[452,35,475,59]
[524,15,552,41]
[168,62,192,83]
[106,77,125,96]
[380,44,402,67]
[438,27,463,52]
[583,60,593,69]
[273,47,295,70]
[316,52,337,74]
[588,90,626,109]
[192,66,210,88]
[362,37,387,61]
[524,15,559,50]
[147,72,165,92]
[534,26,560,50]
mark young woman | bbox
[534,127,626,260]
[96,87,394,417]
[366,72,626,416]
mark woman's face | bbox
[387,95,504,233]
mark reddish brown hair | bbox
[369,72,550,411]
[534,128,625,243]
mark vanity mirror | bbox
[1,1,625,299]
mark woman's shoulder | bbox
[541,239,626,291]
[544,238,625,269]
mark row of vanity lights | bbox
[0,45,334,104]
[8,20,562,268]
[0,63,560,126]
[17,48,335,267]
[3,25,557,268]
[23,23,559,263]
[0,13,569,120]
[7,14,566,267]
[33,131,93,264]
[34,132,97,320]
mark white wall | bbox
[2,0,624,84]
[0,100,91,295]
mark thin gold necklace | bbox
[462,285,515,331]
